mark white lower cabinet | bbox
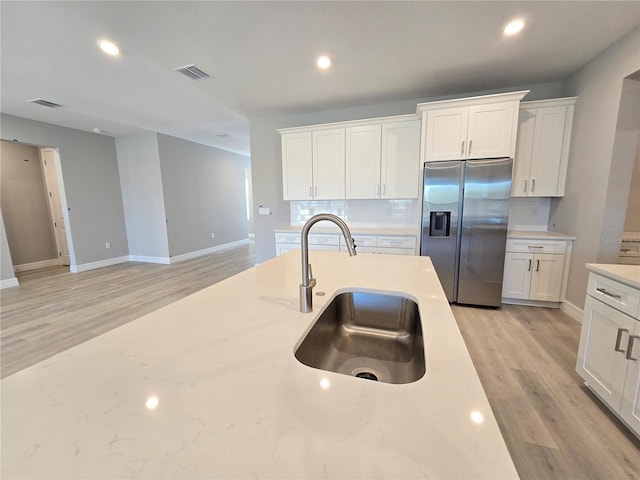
[577,271,640,437]
[275,231,416,257]
[502,238,569,305]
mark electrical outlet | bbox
[211,233,215,239]
[105,242,111,249]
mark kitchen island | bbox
[1,251,518,479]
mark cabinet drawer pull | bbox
[615,328,629,353]
[535,259,540,272]
[528,259,532,272]
[626,335,640,361]
[596,287,622,299]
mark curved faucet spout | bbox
[300,214,357,313]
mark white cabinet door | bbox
[621,321,640,435]
[281,132,313,200]
[467,101,516,159]
[502,252,532,299]
[512,108,536,197]
[577,296,637,412]
[312,129,345,200]
[380,120,420,199]
[424,107,469,161]
[346,124,382,199]
[528,106,568,197]
[529,253,564,302]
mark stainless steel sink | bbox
[294,291,425,384]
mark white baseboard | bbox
[71,256,129,273]
[129,255,171,264]
[14,258,61,273]
[561,299,583,323]
[1,277,19,289]
[169,239,250,263]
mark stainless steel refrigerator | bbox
[420,158,512,307]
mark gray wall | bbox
[0,213,17,282]
[550,26,640,308]
[115,133,169,259]
[250,81,564,263]
[0,114,128,266]
[624,136,640,233]
[157,134,250,257]
[0,141,57,265]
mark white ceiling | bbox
[2,1,639,157]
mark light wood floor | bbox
[454,304,640,479]
[1,242,255,378]
[1,245,638,478]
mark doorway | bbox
[0,140,73,278]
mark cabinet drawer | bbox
[587,273,640,318]
[377,236,416,249]
[275,233,301,244]
[377,247,416,256]
[340,235,377,248]
[505,239,567,254]
[341,245,376,254]
[308,234,340,246]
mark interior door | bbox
[41,148,70,265]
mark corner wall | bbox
[550,26,640,309]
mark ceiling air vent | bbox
[28,98,63,108]
[174,64,211,80]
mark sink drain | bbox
[352,367,380,381]
[355,371,378,381]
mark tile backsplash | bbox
[290,199,420,229]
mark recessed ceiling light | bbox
[98,39,120,56]
[504,19,525,36]
[317,55,331,69]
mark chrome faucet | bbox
[300,214,357,313]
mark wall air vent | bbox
[174,64,211,80]
[28,98,63,108]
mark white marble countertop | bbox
[275,225,417,236]
[586,263,640,290]
[507,229,575,241]
[1,252,518,479]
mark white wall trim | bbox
[14,258,61,273]
[129,255,171,264]
[1,277,19,289]
[169,239,250,264]
[561,299,584,323]
[71,256,129,273]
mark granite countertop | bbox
[586,263,640,290]
[1,252,518,479]
[507,230,575,241]
[275,225,417,236]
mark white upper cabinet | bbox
[281,131,313,200]
[280,128,345,200]
[380,120,421,199]
[512,97,576,197]
[345,124,381,199]
[279,115,421,201]
[312,129,345,200]
[418,91,528,162]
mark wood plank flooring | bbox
[1,246,638,478]
[0,242,255,378]
[453,304,640,479]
